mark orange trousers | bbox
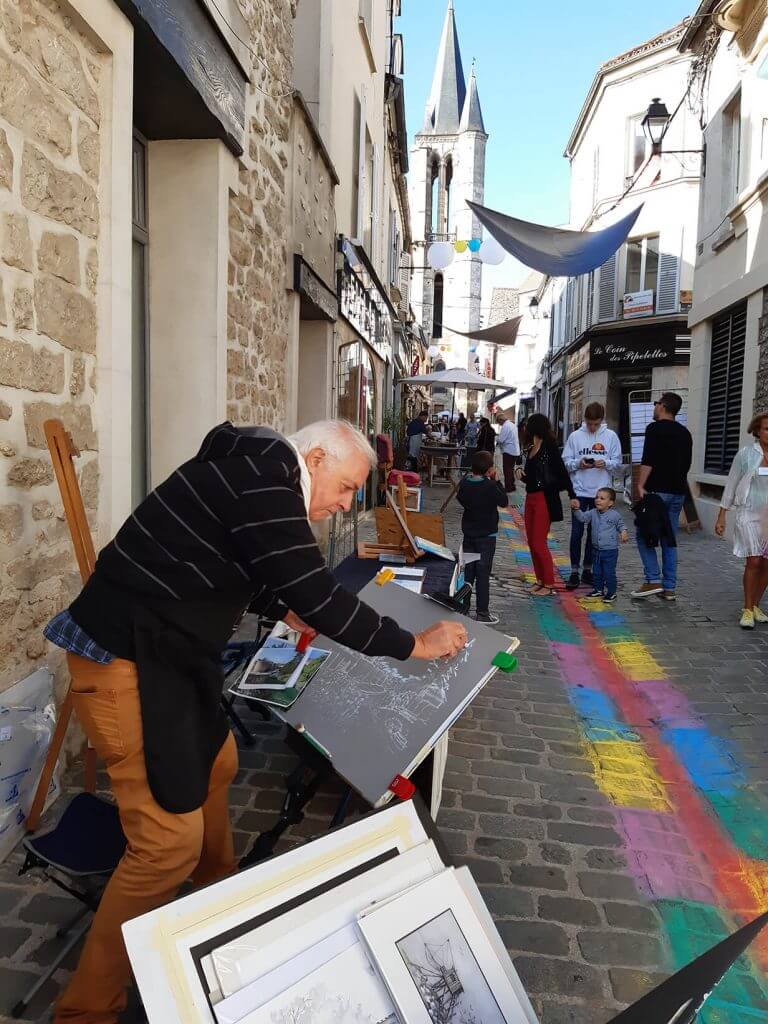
[54,654,238,1024]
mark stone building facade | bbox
[226,2,296,430]
[0,0,300,701]
[0,0,103,693]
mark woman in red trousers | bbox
[516,414,580,597]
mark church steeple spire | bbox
[460,66,485,133]
[422,0,467,134]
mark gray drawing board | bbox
[281,580,513,806]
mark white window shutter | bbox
[656,229,681,315]
[399,251,411,315]
[371,142,381,262]
[356,86,367,241]
[597,252,617,322]
[564,278,574,342]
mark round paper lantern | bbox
[479,236,506,265]
[427,345,440,358]
[427,241,455,270]
[454,239,468,253]
[467,238,482,253]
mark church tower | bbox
[409,0,487,390]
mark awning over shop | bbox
[467,201,643,277]
[439,315,522,346]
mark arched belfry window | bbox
[433,273,444,338]
[444,157,453,232]
[429,157,439,236]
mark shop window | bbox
[704,303,746,474]
[337,342,360,425]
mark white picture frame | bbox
[123,801,434,1024]
[211,840,445,1006]
[358,867,533,1024]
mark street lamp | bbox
[640,97,704,161]
[528,296,539,319]
[641,97,670,150]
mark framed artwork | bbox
[359,867,533,1024]
[209,841,445,1005]
[124,800,437,1024]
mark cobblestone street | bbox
[1,489,767,1023]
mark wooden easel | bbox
[26,420,98,831]
[358,476,423,563]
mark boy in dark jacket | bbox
[457,450,509,623]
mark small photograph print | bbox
[397,909,507,1024]
[242,646,330,709]
[238,638,307,691]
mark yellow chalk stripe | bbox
[553,556,571,566]
[578,597,613,611]
[606,641,664,681]
[584,739,671,811]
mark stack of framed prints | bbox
[123,799,539,1024]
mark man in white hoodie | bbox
[562,402,622,590]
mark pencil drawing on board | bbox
[397,910,507,1024]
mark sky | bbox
[398,0,695,301]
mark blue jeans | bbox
[592,549,618,596]
[464,535,496,614]
[569,497,595,571]
[636,491,685,590]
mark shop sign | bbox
[623,289,654,319]
[590,335,675,371]
[294,256,338,322]
[565,343,589,382]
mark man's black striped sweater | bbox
[68,423,414,812]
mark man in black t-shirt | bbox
[631,392,693,601]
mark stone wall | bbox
[0,0,103,693]
[226,0,296,429]
[754,287,768,415]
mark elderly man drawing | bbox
[44,419,467,1024]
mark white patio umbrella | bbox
[399,366,508,424]
[399,367,506,388]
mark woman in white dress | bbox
[715,412,768,629]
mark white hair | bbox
[288,419,377,470]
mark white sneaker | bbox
[740,608,755,630]
[753,605,768,624]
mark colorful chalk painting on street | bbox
[500,507,768,1022]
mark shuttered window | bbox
[704,304,747,474]
[597,252,617,321]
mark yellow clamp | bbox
[375,568,396,586]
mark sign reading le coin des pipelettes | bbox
[590,335,675,371]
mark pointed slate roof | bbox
[422,0,467,134]
[460,68,485,133]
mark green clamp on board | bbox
[492,652,518,673]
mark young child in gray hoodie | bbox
[572,487,628,601]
